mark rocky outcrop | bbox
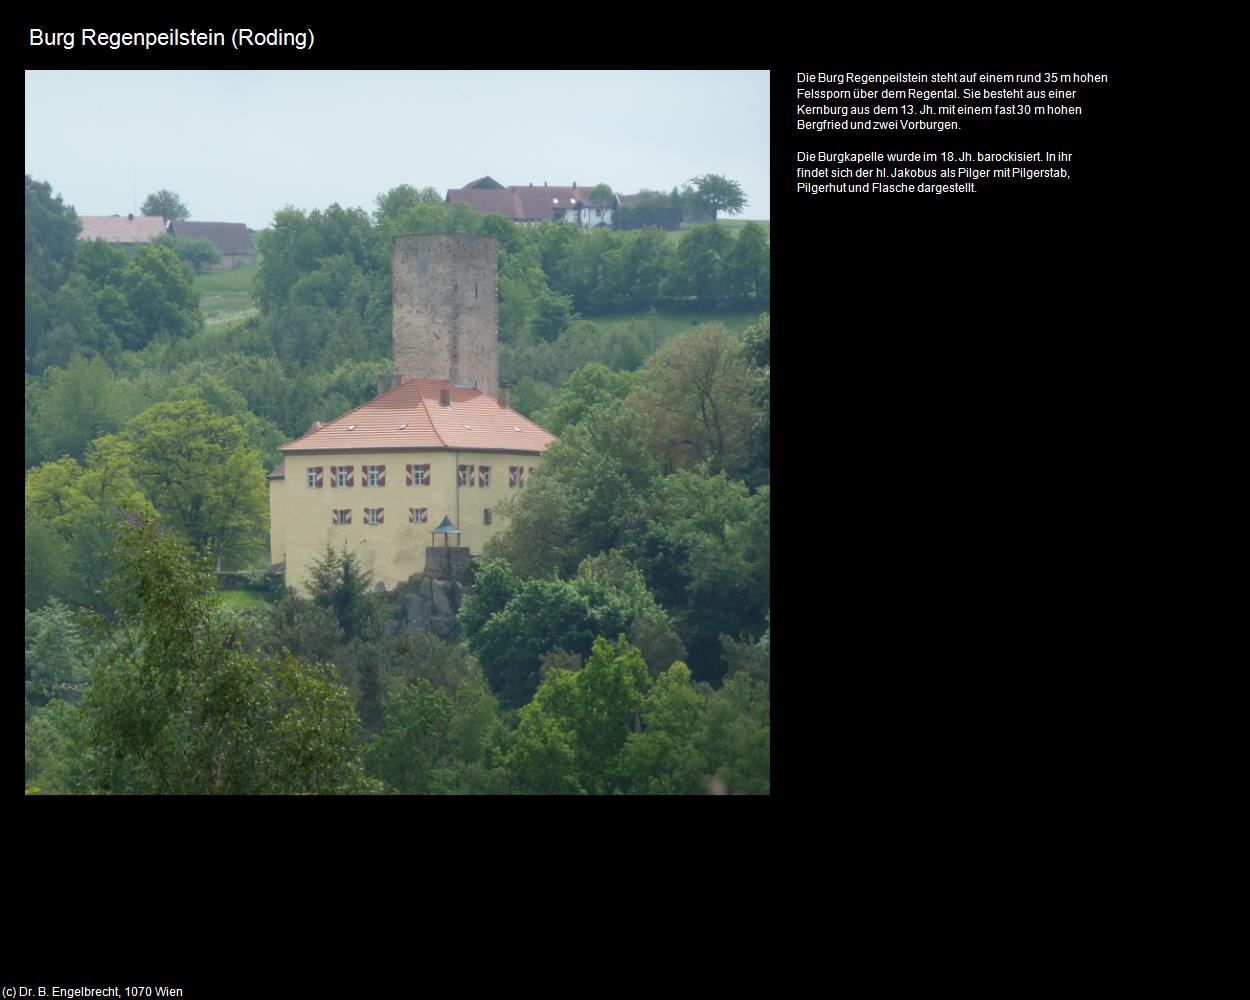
[398,575,466,639]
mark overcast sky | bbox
[25,70,770,230]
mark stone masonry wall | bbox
[391,234,498,398]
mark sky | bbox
[25,70,770,231]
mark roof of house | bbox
[268,459,285,480]
[77,215,167,245]
[170,220,254,255]
[279,379,557,455]
[447,182,616,220]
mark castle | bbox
[268,234,555,594]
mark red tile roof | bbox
[447,183,614,221]
[77,215,167,244]
[280,379,557,455]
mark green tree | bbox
[25,599,86,708]
[533,363,636,435]
[668,223,735,303]
[628,323,760,476]
[83,518,375,794]
[121,398,268,571]
[154,233,223,272]
[485,398,661,579]
[686,174,747,221]
[35,355,131,462]
[366,679,455,794]
[726,221,770,301]
[140,189,189,223]
[308,543,379,643]
[501,636,651,794]
[463,554,669,709]
[26,176,81,366]
[121,244,202,346]
[621,661,704,793]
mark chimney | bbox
[306,420,323,434]
[572,181,577,188]
[128,213,134,221]
[499,380,512,409]
[440,388,451,407]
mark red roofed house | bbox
[270,234,557,594]
[447,176,617,227]
[76,214,167,251]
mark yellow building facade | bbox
[271,378,553,595]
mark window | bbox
[332,509,351,525]
[406,463,430,486]
[409,507,428,523]
[478,465,491,487]
[307,467,323,489]
[331,465,353,488]
[484,508,492,525]
[364,464,386,487]
[365,507,384,525]
[458,464,475,487]
[509,466,525,488]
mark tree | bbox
[141,189,189,223]
[121,244,202,346]
[501,636,651,794]
[627,323,760,476]
[462,554,670,709]
[621,661,704,793]
[25,599,86,708]
[686,174,747,221]
[153,233,223,272]
[668,223,735,303]
[82,517,375,794]
[35,355,131,462]
[26,176,81,366]
[726,221,770,301]
[589,183,615,204]
[307,543,379,643]
[533,363,636,435]
[121,398,268,571]
[484,398,661,579]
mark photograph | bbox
[24,68,772,796]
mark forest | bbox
[24,175,770,795]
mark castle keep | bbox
[391,234,499,396]
[268,234,554,594]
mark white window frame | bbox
[413,464,427,486]
[366,507,382,525]
[479,466,491,488]
[336,467,349,488]
[368,466,381,487]
[307,468,318,488]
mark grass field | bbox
[665,219,770,247]
[587,306,765,342]
[194,266,259,326]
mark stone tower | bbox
[391,234,499,399]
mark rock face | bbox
[397,562,471,639]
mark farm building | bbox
[76,214,166,251]
[169,220,257,269]
[447,176,617,227]
[269,233,555,594]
